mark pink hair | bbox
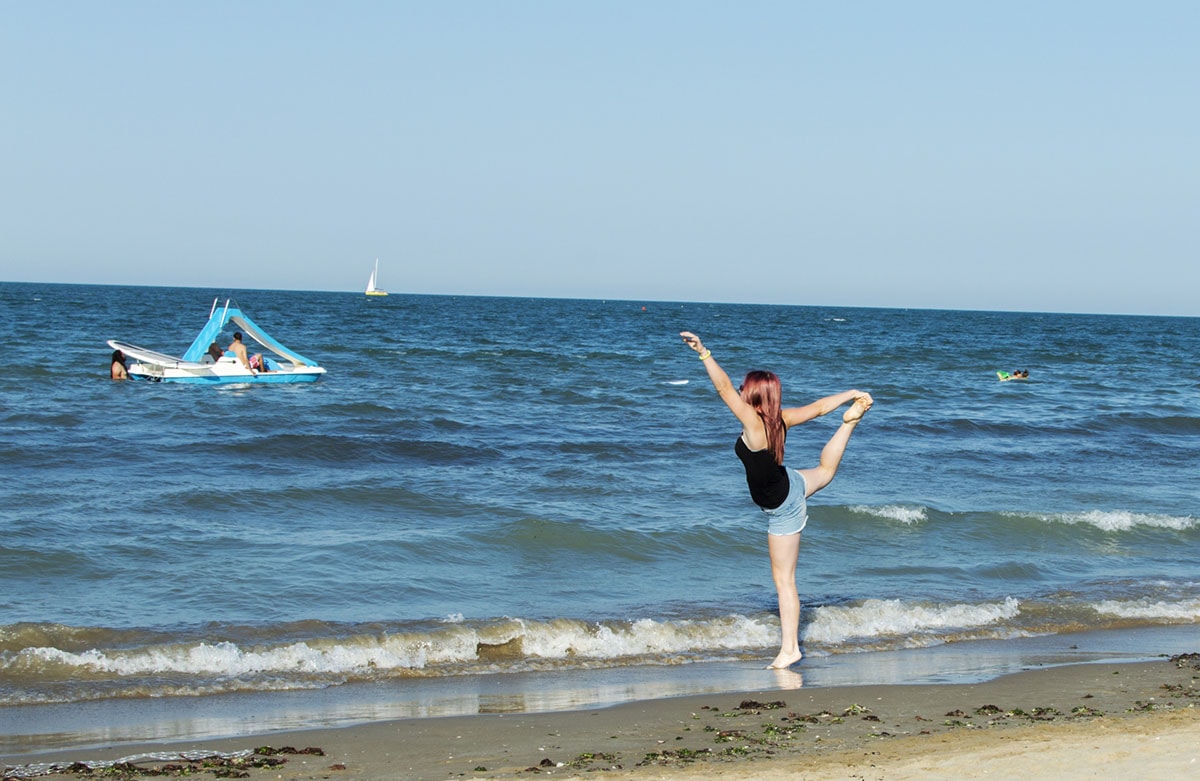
[740,370,785,465]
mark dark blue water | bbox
[1,282,1197,705]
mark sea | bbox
[1,282,1197,756]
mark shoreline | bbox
[5,653,1198,780]
[5,624,1198,758]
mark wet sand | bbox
[5,655,1197,780]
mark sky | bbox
[1,1,1196,316]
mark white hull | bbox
[122,353,326,384]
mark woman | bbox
[110,349,129,380]
[680,331,872,668]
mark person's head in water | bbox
[740,370,785,465]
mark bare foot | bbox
[843,395,872,424]
[767,649,803,669]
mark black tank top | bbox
[735,435,789,510]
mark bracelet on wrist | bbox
[697,349,711,361]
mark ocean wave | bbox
[481,616,777,662]
[1013,510,1198,532]
[1090,413,1200,435]
[804,597,1021,645]
[836,506,1196,534]
[0,599,1024,695]
[4,590,1198,705]
[1093,598,1200,622]
[849,505,929,525]
[0,615,776,688]
[17,636,432,678]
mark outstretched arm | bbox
[782,389,871,428]
[680,331,760,432]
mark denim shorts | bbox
[761,470,808,536]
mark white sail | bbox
[365,258,388,296]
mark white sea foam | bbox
[9,603,1031,682]
[18,632,458,677]
[473,616,777,661]
[8,616,780,680]
[514,616,776,660]
[38,642,335,677]
[1024,510,1197,532]
[804,597,1021,645]
[664,379,689,385]
[850,505,928,525]
[1094,598,1200,621]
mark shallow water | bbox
[3,625,1196,757]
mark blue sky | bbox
[2,2,1196,315]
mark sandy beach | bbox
[5,654,1197,781]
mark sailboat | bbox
[365,258,388,296]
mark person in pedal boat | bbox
[228,332,264,374]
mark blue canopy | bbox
[182,301,320,367]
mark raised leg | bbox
[796,396,871,498]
